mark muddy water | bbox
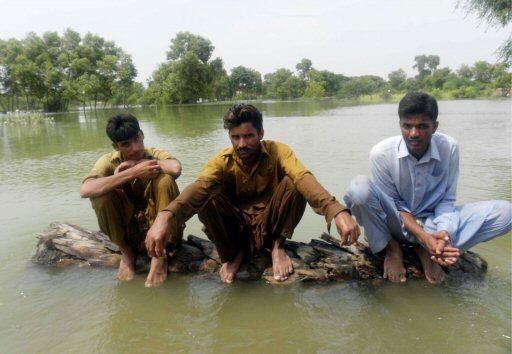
[0,99,510,353]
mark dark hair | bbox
[398,92,438,122]
[223,104,263,131]
[106,113,141,142]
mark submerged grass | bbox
[0,111,54,126]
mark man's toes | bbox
[226,272,235,283]
[221,274,229,283]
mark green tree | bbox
[230,66,262,99]
[387,69,407,91]
[492,62,512,96]
[166,31,214,64]
[207,57,231,100]
[457,0,511,62]
[296,58,313,81]
[309,70,348,96]
[304,81,325,98]
[264,69,304,99]
[0,30,136,112]
[425,67,452,89]
[413,54,440,78]
[113,53,137,107]
[457,64,473,79]
[167,52,209,103]
[472,60,494,83]
[338,76,382,99]
[148,32,219,104]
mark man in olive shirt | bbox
[146,104,360,283]
[81,114,183,287]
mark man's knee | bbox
[90,191,116,211]
[344,175,374,207]
[198,193,225,221]
[492,200,512,230]
[154,173,177,191]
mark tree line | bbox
[0,29,139,112]
[1,30,510,113]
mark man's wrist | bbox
[436,230,452,243]
[414,230,431,245]
[161,208,173,217]
[335,209,351,218]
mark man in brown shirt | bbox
[81,113,183,287]
[146,104,360,283]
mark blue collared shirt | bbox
[369,132,460,237]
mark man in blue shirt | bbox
[344,92,511,283]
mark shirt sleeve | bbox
[276,143,348,224]
[370,149,410,213]
[295,174,348,225]
[82,154,114,183]
[433,144,460,237]
[148,148,175,160]
[275,142,310,181]
[164,154,223,222]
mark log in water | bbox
[33,222,488,284]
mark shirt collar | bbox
[397,136,440,162]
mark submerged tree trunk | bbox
[33,223,488,284]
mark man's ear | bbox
[112,142,119,151]
[433,121,439,132]
[258,129,264,140]
[139,130,144,140]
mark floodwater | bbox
[0,99,510,353]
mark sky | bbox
[1,0,510,83]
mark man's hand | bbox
[145,211,172,258]
[116,159,162,180]
[422,231,460,266]
[114,160,137,174]
[335,210,361,246]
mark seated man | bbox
[146,104,360,283]
[344,92,511,283]
[80,113,183,287]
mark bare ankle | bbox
[272,237,286,251]
[386,239,402,254]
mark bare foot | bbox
[383,238,407,283]
[416,247,445,284]
[145,257,168,287]
[271,238,293,281]
[219,251,244,284]
[117,246,136,281]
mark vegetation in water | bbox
[0,111,54,126]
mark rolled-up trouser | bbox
[90,174,184,250]
[198,176,307,263]
[343,175,512,254]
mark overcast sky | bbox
[1,0,510,83]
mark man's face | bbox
[113,131,145,161]
[229,122,264,164]
[399,114,438,159]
